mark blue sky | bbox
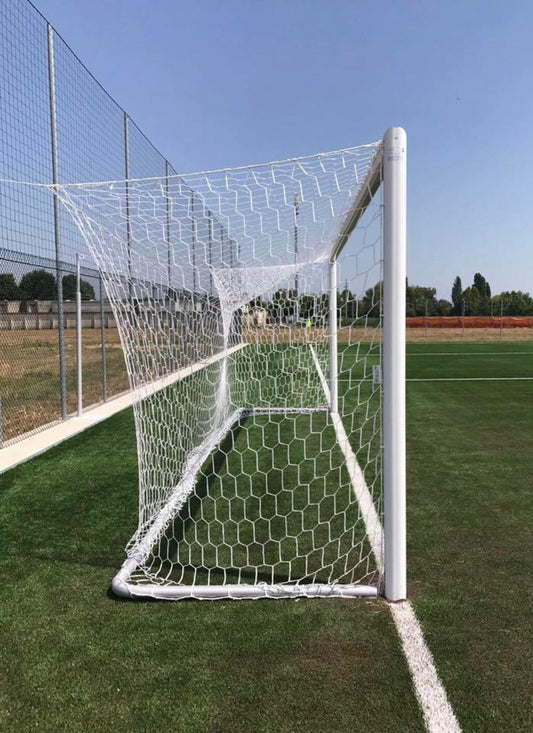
[35,0,533,299]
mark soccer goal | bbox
[56,127,406,601]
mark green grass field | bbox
[0,342,531,731]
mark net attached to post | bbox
[54,141,385,599]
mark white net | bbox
[55,141,385,599]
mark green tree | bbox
[62,274,95,300]
[359,282,381,318]
[337,286,356,320]
[298,294,316,320]
[451,276,463,315]
[435,299,453,316]
[473,273,491,314]
[473,272,491,298]
[19,270,57,300]
[406,285,437,317]
[462,285,481,315]
[0,273,21,300]
[268,289,298,324]
[316,293,330,321]
[493,291,533,316]
[248,296,268,310]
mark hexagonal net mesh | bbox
[54,140,385,599]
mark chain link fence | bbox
[0,0,180,446]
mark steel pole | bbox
[383,127,407,601]
[208,211,213,297]
[294,193,299,323]
[99,274,107,401]
[165,160,171,292]
[76,255,83,416]
[47,24,67,420]
[329,259,338,413]
[191,193,197,294]
[124,113,132,298]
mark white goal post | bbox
[54,126,407,602]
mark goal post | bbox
[328,126,407,601]
[382,127,407,602]
[51,127,407,602]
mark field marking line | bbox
[406,351,533,356]
[309,343,331,400]
[406,377,533,382]
[333,413,461,732]
[329,410,383,569]
[336,377,533,384]
[339,351,533,363]
[405,340,533,345]
[310,344,462,733]
[0,343,246,475]
[389,602,462,733]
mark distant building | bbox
[242,303,267,327]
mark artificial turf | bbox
[406,376,533,732]
[0,341,531,731]
[0,409,422,733]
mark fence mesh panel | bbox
[0,0,176,445]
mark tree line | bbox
[0,270,95,301]
[425,273,533,317]
[3,267,532,318]
[259,273,533,321]
[346,273,533,318]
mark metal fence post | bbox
[124,112,132,296]
[294,193,299,322]
[191,192,197,294]
[99,274,107,401]
[47,23,68,420]
[165,160,171,291]
[329,258,338,413]
[165,162,177,368]
[76,254,83,416]
[208,210,213,297]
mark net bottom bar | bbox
[112,403,354,601]
[112,575,378,600]
[242,406,328,416]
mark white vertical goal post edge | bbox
[329,126,407,602]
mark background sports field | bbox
[3,324,533,443]
[0,340,531,732]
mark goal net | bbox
[54,128,406,600]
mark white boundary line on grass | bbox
[310,344,461,733]
[0,343,246,475]
[309,342,331,401]
[407,377,533,382]
[388,602,462,733]
[336,377,533,383]
[406,351,533,356]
